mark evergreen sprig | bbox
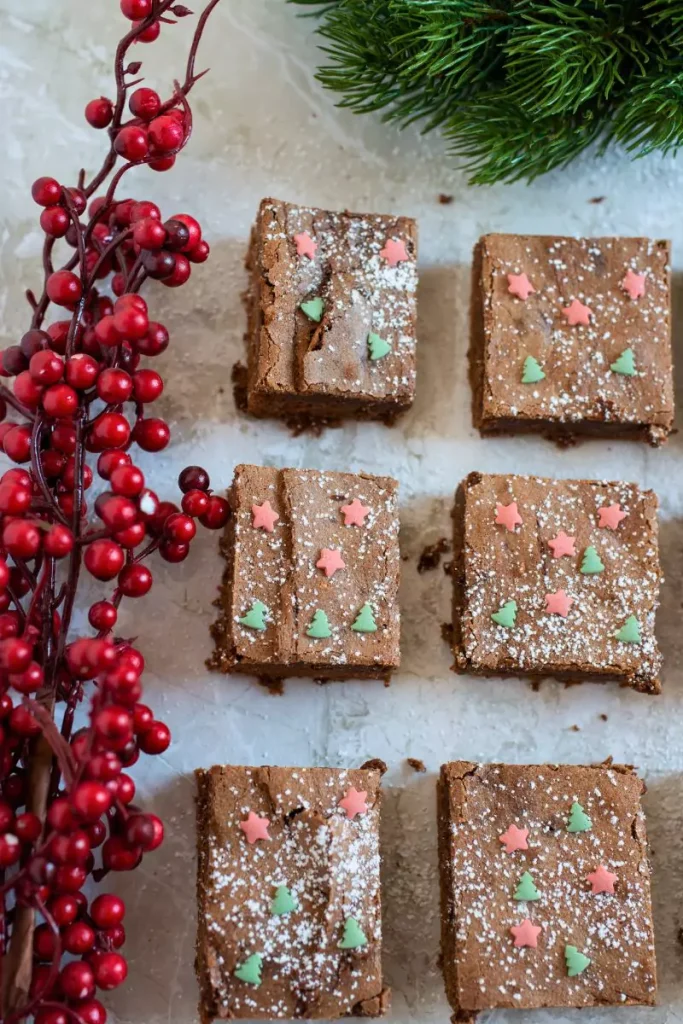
[289,0,683,184]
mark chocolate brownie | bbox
[241,198,418,424]
[470,233,673,445]
[210,464,401,681]
[452,472,662,693]
[437,761,657,1019]
[195,763,389,1021]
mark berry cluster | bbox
[0,2,223,1021]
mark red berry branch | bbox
[0,2,227,1021]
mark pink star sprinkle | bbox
[316,548,346,578]
[380,238,409,267]
[507,273,535,301]
[547,531,576,559]
[293,231,317,259]
[339,787,368,819]
[621,268,646,301]
[586,865,617,895]
[545,589,573,617]
[251,501,279,533]
[562,298,592,326]
[510,918,542,948]
[240,811,271,844]
[341,498,370,527]
[598,503,627,530]
[495,502,522,532]
[498,824,529,853]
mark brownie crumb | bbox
[569,724,581,732]
[231,361,248,412]
[677,927,683,948]
[438,193,454,205]
[529,679,542,692]
[441,622,454,644]
[417,537,451,574]
[600,713,608,721]
[361,758,388,775]
[589,196,606,203]
[407,757,426,773]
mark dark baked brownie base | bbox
[451,472,662,693]
[196,764,390,1020]
[438,761,657,1018]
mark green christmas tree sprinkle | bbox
[271,885,298,916]
[339,917,368,949]
[307,609,332,639]
[567,801,592,833]
[521,355,546,384]
[610,348,636,376]
[491,599,517,628]
[514,870,541,902]
[565,944,591,977]
[300,297,324,322]
[352,603,377,633]
[239,600,268,631]
[367,332,392,361]
[580,546,604,575]
[615,614,641,644]
[234,953,263,987]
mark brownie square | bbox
[470,233,673,445]
[438,761,657,1018]
[210,464,401,681]
[452,472,662,693]
[195,763,389,1021]
[242,197,418,424]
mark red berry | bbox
[91,951,128,990]
[95,705,132,742]
[46,320,70,354]
[110,464,144,497]
[98,495,138,531]
[133,703,153,732]
[3,519,41,558]
[97,368,133,404]
[32,177,61,207]
[34,922,58,961]
[29,349,63,384]
[165,512,196,543]
[0,483,31,515]
[64,920,96,954]
[1,638,32,673]
[118,563,152,598]
[116,773,136,803]
[133,217,166,249]
[171,213,201,252]
[9,661,44,694]
[133,18,160,42]
[51,421,77,454]
[200,495,231,530]
[189,240,210,264]
[86,751,122,781]
[125,812,164,851]
[14,811,41,843]
[40,205,70,238]
[43,383,78,417]
[181,488,209,517]
[114,521,146,549]
[0,833,20,867]
[132,368,163,403]
[97,450,131,479]
[179,465,210,492]
[86,820,107,848]
[54,862,87,892]
[136,321,169,356]
[113,307,148,343]
[94,315,121,348]
[90,412,131,450]
[73,1000,107,1024]
[89,600,118,631]
[13,370,42,409]
[66,353,99,389]
[141,248,175,280]
[160,539,189,563]
[71,781,111,821]
[148,115,184,153]
[85,540,125,581]
[102,835,141,871]
[60,960,96,1002]
[138,720,170,755]
[134,417,170,452]
[0,560,9,589]
[129,86,161,121]
[46,270,82,307]
[161,253,191,288]
[85,97,114,128]
[121,0,151,17]
[130,201,161,222]
[46,796,77,833]
[91,893,125,929]
[44,524,74,558]
[68,187,87,215]
[114,125,149,163]
[61,456,93,491]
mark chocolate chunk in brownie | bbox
[452,472,662,693]
[196,764,389,1020]
[209,464,401,682]
[438,761,657,1017]
[470,233,673,445]
[242,198,418,425]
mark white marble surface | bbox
[3,2,683,1022]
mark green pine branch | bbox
[289,0,683,184]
